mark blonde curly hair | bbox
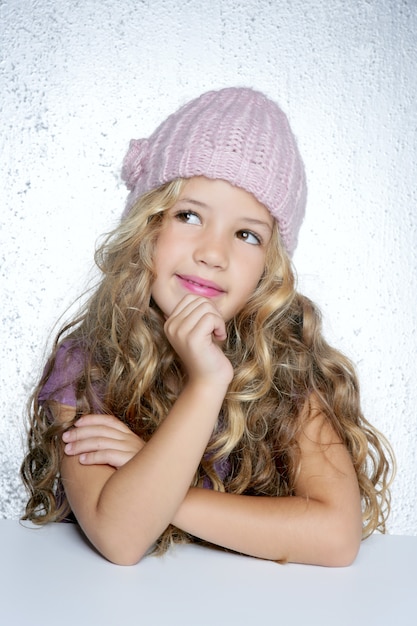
[21,179,394,553]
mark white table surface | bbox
[1,519,416,625]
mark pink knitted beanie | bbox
[121,87,306,255]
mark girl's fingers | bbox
[164,295,232,384]
[165,297,226,341]
[78,449,136,468]
[63,434,132,454]
[167,295,223,330]
[64,424,128,444]
[62,413,145,469]
[63,433,143,468]
[74,413,133,433]
[168,294,214,319]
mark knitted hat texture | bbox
[121,87,306,255]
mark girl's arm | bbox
[62,395,362,567]
[58,295,233,565]
[59,381,226,565]
[173,403,363,567]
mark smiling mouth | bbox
[176,274,225,296]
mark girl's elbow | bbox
[100,540,149,566]
[317,499,363,567]
[83,506,154,565]
[324,538,360,567]
[86,522,151,566]
[321,523,362,567]
[107,552,145,567]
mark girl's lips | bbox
[176,274,225,298]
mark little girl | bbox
[21,87,393,566]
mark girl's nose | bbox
[193,232,229,269]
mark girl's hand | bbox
[164,294,234,386]
[62,414,145,468]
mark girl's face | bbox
[151,177,273,322]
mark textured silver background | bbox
[1,0,416,534]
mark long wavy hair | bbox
[21,178,394,554]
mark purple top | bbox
[39,341,84,407]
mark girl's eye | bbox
[237,230,262,245]
[175,210,201,225]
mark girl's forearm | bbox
[172,487,362,567]
[68,381,228,565]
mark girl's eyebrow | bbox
[176,197,208,208]
[240,217,273,233]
